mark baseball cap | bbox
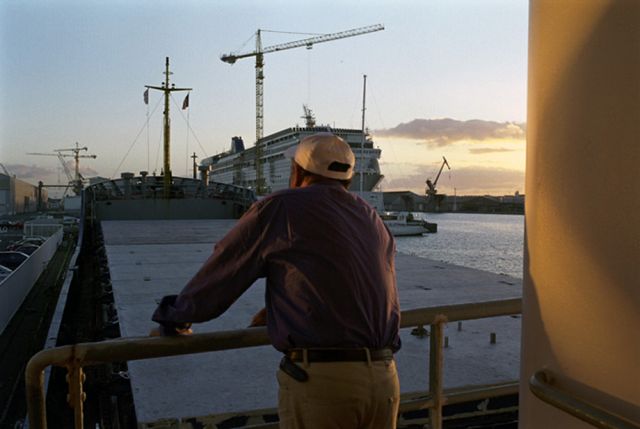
[284,133,355,180]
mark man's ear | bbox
[290,162,304,188]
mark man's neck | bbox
[299,177,342,188]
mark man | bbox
[152,132,401,428]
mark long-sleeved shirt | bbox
[152,180,401,353]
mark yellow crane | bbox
[220,24,384,194]
[28,142,97,195]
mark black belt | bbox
[286,348,393,363]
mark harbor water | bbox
[396,213,525,279]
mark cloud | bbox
[382,165,524,196]
[3,164,55,179]
[63,160,99,177]
[374,118,526,147]
[468,147,515,154]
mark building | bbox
[382,191,524,214]
[0,173,48,216]
[382,191,432,212]
[441,194,525,214]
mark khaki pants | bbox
[277,359,400,429]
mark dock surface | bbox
[102,219,522,424]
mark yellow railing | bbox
[529,370,640,429]
[26,298,522,429]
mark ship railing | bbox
[26,298,522,429]
[86,178,256,205]
[529,370,640,429]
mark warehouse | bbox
[0,173,48,216]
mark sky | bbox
[0,0,528,198]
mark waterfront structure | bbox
[383,191,432,212]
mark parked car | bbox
[0,251,29,270]
[63,216,80,225]
[17,237,45,246]
[0,264,12,282]
[14,244,39,255]
[7,237,45,250]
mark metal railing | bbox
[26,297,522,429]
[529,370,640,429]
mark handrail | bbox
[529,370,640,429]
[26,297,522,429]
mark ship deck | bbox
[101,219,522,425]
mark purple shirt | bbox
[152,181,401,352]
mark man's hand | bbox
[248,307,267,327]
[149,324,193,336]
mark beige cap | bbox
[285,133,355,180]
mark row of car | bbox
[0,236,48,282]
[0,220,25,229]
[5,236,47,254]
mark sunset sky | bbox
[1,0,528,197]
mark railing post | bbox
[66,362,86,429]
[25,363,47,429]
[429,315,447,429]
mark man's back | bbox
[256,181,400,352]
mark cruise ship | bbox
[200,117,383,194]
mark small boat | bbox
[381,212,437,236]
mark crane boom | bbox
[220,24,384,195]
[433,156,450,187]
[220,24,385,63]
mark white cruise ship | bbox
[200,124,383,195]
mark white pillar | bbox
[521,1,640,427]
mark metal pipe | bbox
[26,300,522,428]
[25,346,55,429]
[67,364,85,429]
[529,370,640,429]
[400,298,521,328]
[429,316,447,429]
[26,327,270,429]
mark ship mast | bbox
[145,57,192,198]
[360,74,367,193]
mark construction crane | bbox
[426,156,451,198]
[28,142,97,195]
[301,104,316,127]
[220,24,384,194]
